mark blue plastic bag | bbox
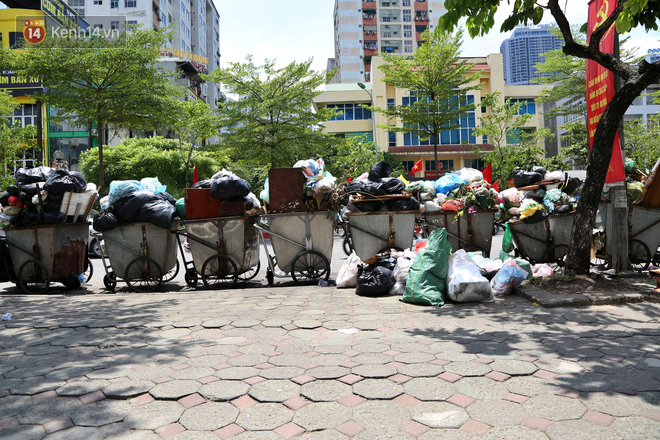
[434,173,464,195]
[108,180,140,204]
[490,259,529,297]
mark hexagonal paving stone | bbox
[18,397,82,424]
[488,360,538,376]
[435,352,477,362]
[398,363,445,378]
[201,319,232,328]
[611,416,660,440]
[236,403,293,430]
[307,366,350,379]
[504,376,559,397]
[71,399,133,426]
[410,402,469,428]
[249,380,300,402]
[238,344,276,354]
[159,328,191,338]
[261,319,291,327]
[418,428,479,440]
[312,354,351,367]
[86,366,134,380]
[39,426,103,440]
[124,401,185,430]
[55,380,108,397]
[215,367,261,379]
[523,394,587,421]
[467,399,529,426]
[298,430,349,440]
[353,353,394,365]
[171,367,216,380]
[46,366,94,381]
[580,391,646,417]
[293,320,323,329]
[534,358,584,375]
[353,343,389,353]
[393,352,437,364]
[352,401,412,429]
[268,354,311,367]
[0,424,46,440]
[103,380,154,398]
[293,402,352,431]
[10,379,65,395]
[353,378,404,399]
[149,380,201,399]
[198,380,249,401]
[179,402,239,430]
[353,429,414,440]
[169,432,223,440]
[301,380,351,402]
[0,395,33,419]
[404,378,456,401]
[455,377,508,400]
[258,367,304,380]
[482,426,549,440]
[444,362,491,377]
[546,420,622,440]
[230,432,282,440]
[352,364,398,378]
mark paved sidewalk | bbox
[1,286,659,439]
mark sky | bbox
[213,0,659,73]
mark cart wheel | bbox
[84,257,93,284]
[17,259,50,294]
[238,260,261,281]
[201,255,238,289]
[629,239,651,272]
[343,236,353,256]
[162,260,180,283]
[125,257,163,293]
[543,245,569,274]
[103,273,117,291]
[266,269,274,286]
[184,269,198,287]
[291,250,330,285]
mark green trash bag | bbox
[175,197,186,220]
[402,227,452,307]
[502,223,514,254]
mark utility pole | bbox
[357,82,378,152]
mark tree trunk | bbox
[98,121,105,195]
[433,136,438,178]
[565,81,647,275]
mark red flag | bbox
[193,164,199,185]
[493,181,499,192]
[408,159,423,176]
[482,163,492,184]
[586,0,625,183]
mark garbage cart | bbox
[2,223,90,293]
[173,216,260,289]
[97,222,178,292]
[346,211,416,261]
[509,212,575,272]
[424,209,497,257]
[255,211,333,285]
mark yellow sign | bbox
[164,48,209,66]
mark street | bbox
[1,229,659,439]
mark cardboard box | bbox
[184,188,245,219]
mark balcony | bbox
[414,0,428,10]
[364,48,378,56]
[414,12,429,22]
[362,10,377,25]
[363,29,378,41]
[379,0,400,6]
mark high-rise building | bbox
[500,24,562,85]
[331,0,446,83]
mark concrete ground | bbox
[1,234,660,439]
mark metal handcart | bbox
[2,223,90,294]
[255,211,333,285]
[172,215,260,289]
[424,209,497,257]
[96,222,179,292]
[508,212,575,272]
[592,202,660,272]
[346,211,417,260]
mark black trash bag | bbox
[531,166,547,177]
[479,267,499,281]
[381,177,404,195]
[368,161,391,182]
[356,266,396,296]
[93,209,121,232]
[15,166,56,184]
[559,177,582,195]
[44,170,87,195]
[19,192,35,210]
[513,170,543,188]
[0,191,10,207]
[6,185,20,197]
[60,276,81,290]
[352,200,383,212]
[191,179,213,189]
[388,197,420,212]
[10,209,39,227]
[554,204,573,214]
[523,209,549,224]
[157,192,177,206]
[43,212,66,224]
[346,180,366,193]
[0,242,13,283]
[133,199,177,229]
[363,181,386,196]
[243,196,254,211]
[523,189,545,204]
[113,190,161,222]
[19,183,42,195]
[210,177,251,201]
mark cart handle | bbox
[347,223,390,244]
[254,223,306,250]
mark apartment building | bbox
[330,0,446,83]
[500,24,563,86]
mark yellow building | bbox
[0,8,48,170]
[314,53,547,178]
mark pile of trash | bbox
[0,166,95,228]
[186,169,263,216]
[407,168,499,215]
[93,177,178,231]
[344,161,419,212]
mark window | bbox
[94,0,102,4]
[389,131,396,147]
[404,24,412,37]
[8,32,24,49]
[464,158,485,170]
[402,0,411,5]
[400,161,414,172]
[127,20,137,25]
[110,0,118,8]
[5,104,40,171]
[401,94,477,146]
[94,24,103,29]
[181,39,186,50]
[124,0,136,6]
[404,40,413,53]
[508,98,536,115]
[403,9,411,22]
[328,104,372,121]
[111,21,119,30]
[387,98,394,109]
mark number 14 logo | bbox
[23,20,45,44]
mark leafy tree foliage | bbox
[325,136,404,181]
[366,28,481,170]
[439,0,660,275]
[0,91,37,188]
[205,56,338,168]
[625,114,660,172]
[12,27,180,193]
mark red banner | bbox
[586,0,625,183]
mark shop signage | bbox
[0,70,42,97]
[41,0,78,30]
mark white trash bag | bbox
[447,250,493,302]
[337,252,361,288]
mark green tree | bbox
[556,120,590,169]
[439,0,660,275]
[13,27,180,194]
[205,56,338,167]
[366,28,481,172]
[625,114,660,172]
[325,135,404,180]
[167,99,221,188]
